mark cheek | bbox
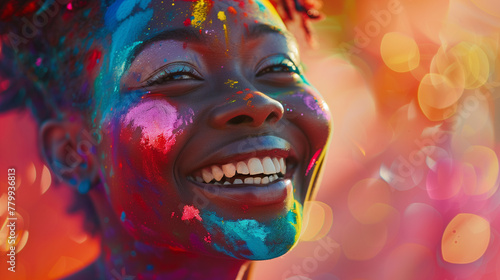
[116,99,193,187]
[99,99,195,239]
[284,90,332,150]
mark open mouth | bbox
[183,136,300,207]
[188,156,287,186]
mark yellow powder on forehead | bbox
[217,10,227,21]
[191,0,209,28]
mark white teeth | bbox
[195,157,286,185]
[222,163,236,178]
[211,165,224,181]
[262,157,276,174]
[279,158,286,174]
[202,169,214,183]
[248,158,264,175]
[234,179,243,184]
[272,158,281,174]
[236,161,249,175]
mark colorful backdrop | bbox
[1,0,500,279]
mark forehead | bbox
[101,0,291,79]
[105,0,285,32]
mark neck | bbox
[89,190,252,280]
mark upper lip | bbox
[186,135,298,175]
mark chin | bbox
[200,199,303,260]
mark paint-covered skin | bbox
[87,0,331,277]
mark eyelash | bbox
[256,57,300,77]
[143,57,300,87]
[145,64,202,86]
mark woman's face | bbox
[91,0,331,259]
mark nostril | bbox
[227,115,254,125]
[266,112,280,123]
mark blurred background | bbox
[1,0,500,279]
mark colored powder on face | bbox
[116,0,139,21]
[228,6,237,14]
[121,211,126,222]
[306,149,322,176]
[216,11,229,49]
[243,93,253,101]
[217,10,226,21]
[122,100,182,154]
[182,205,202,221]
[191,0,209,28]
[204,233,212,243]
[225,79,238,88]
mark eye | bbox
[256,55,301,77]
[144,62,203,87]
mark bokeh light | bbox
[301,201,334,241]
[442,213,491,264]
[380,32,420,73]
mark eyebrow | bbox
[128,23,291,66]
[247,23,293,41]
[129,27,205,63]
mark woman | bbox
[0,0,332,279]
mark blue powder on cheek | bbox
[121,211,126,222]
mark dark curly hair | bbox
[0,0,323,235]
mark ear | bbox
[39,118,100,193]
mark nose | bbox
[209,91,284,129]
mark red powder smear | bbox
[242,204,249,213]
[204,233,212,243]
[86,49,101,74]
[233,0,245,8]
[245,88,250,91]
[228,6,237,14]
[183,17,191,26]
[183,42,188,49]
[243,93,253,100]
[182,205,202,221]
[243,22,249,33]
[306,149,322,176]
[171,212,175,218]
[243,12,248,17]
[236,91,243,94]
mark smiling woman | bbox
[0,0,331,279]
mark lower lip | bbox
[191,179,293,206]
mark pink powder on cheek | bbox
[121,100,185,154]
[182,205,202,221]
